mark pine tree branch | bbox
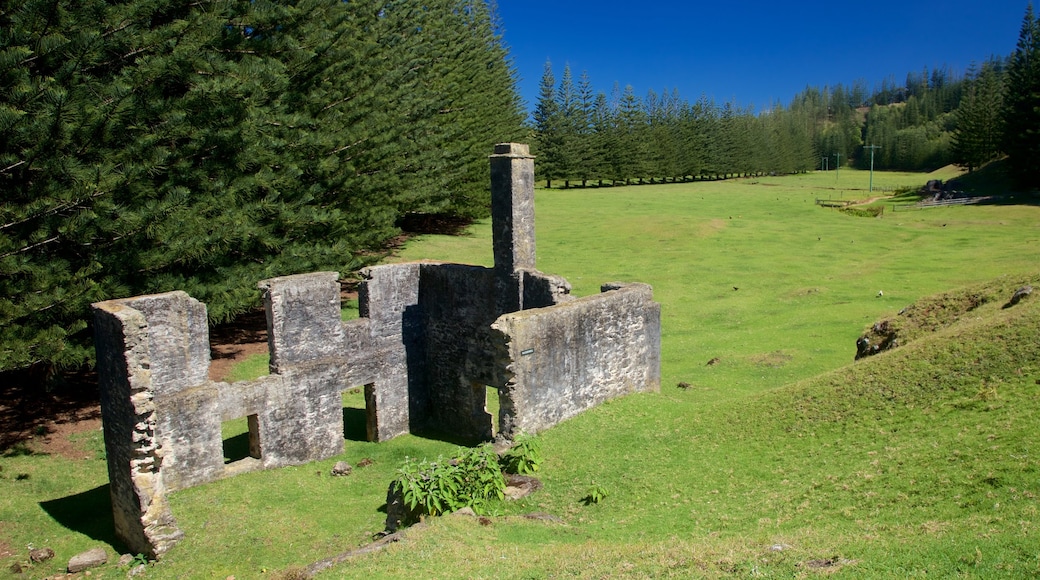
[102,20,134,39]
[0,189,107,232]
[331,138,366,156]
[1,160,26,175]
[322,96,355,112]
[0,235,60,260]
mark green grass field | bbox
[3,168,1040,578]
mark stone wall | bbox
[92,143,661,557]
[491,283,661,436]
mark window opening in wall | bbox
[222,414,261,464]
[342,386,368,442]
[342,292,360,321]
[486,386,500,436]
[222,353,269,382]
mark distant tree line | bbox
[535,3,1040,188]
[0,0,525,373]
[533,63,971,185]
[865,4,1040,185]
[533,63,816,187]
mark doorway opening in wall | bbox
[342,386,369,442]
[486,386,500,437]
[222,414,261,464]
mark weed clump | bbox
[839,206,884,218]
[499,432,542,475]
[386,444,505,530]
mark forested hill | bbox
[0,0,526,373]
[533,31,1028,186]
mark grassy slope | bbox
[2,168,1039,577]
[344,275,1040,578]
[398,168,1037,403]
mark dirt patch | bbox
[848,195,890,206]
[699,218,728,237]
[209,341,269,382]
[0,366,102,458]
[800,557,857,573]
[749,351,794,368]
[208,308,270,382]
[785,287,824,299]
[0,523,15,559]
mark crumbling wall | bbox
[417,263,498,441]
[94,297,187,559]
[92,266,430,555]
[491,283,661,437]
[92,143,661,558]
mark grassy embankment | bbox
[3,167,1039,577]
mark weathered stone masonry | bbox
[93,143,660,557]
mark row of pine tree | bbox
[0,0,526,372]
[533,6,1040,189]
[533,65,816,187]
[3,2,1039,373]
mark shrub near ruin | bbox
[392,445,505,520]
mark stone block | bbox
[260,271,344,370]
[68,547,108,573]
[490,143,536,277]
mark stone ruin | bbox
[92,143,661,557]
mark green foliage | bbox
[952,61,1006,172]
[128,553,150,568]
[533,60,564,187]
[392,444,505,518]
[499,432,542,475]
[581,483,609,505]
[533,65,817,186]
[1003,4,1040,188]
[534,64,972,183]
[0,0,524,374]
[838,205,884,218]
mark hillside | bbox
[3,174,1038,578]
[328,273,1040,577]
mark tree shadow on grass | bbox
[39,484,128,554]
[974,192,1040,207]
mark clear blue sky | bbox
[495,1,1027,114]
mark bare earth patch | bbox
[0,368,102,459]
[0,306,277,456]
[207,308,270,382]
[749,350,794,368]
[0,527,14,559]
[209,341,269,382]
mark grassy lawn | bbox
[3,168,1039,577]
[398,168,1038,402]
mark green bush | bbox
[581,483,609,505]
[499,432,542,475]
[392,444,505,517]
